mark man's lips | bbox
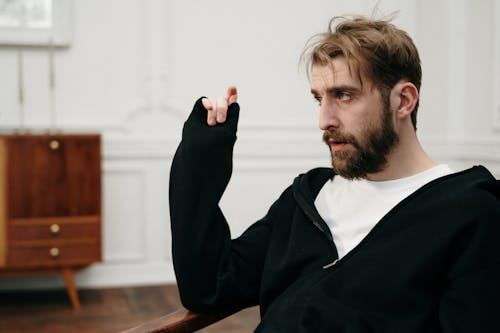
[331,142,348,152]
[323,131,356,152]
[326,139,350,152]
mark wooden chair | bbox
[119,307,241,333]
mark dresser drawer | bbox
[9,221,100,242]
[7,242,100,268]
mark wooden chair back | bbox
[120,307,240,333]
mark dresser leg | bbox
[61,268,81,312]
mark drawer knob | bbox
[49,247,60,258]
[49,224,60,234]
[49,140,60,150]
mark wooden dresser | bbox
[0,134,101,311]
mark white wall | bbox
[0,0,498,290]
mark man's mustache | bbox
[322,130,358,147]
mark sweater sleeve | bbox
[169,98,273,313]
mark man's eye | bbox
[314,96,322,106]
[337,92,351,101]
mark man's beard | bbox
[323,107,399,180]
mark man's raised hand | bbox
[202,86,238,126]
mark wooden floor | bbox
[0,285,260,333]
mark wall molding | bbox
[103,131,500,162]
[75,262,176,287]
[0,262,176,290]
[102,164,147,263]
[422,138,500,162]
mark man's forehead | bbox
[312,62,357,86]
[310,60,369,92]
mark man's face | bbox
[310,58,398,180]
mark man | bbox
[169,16,500,332]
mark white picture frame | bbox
[0,0,71,46]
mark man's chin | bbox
[331,156,369,180]
[332,160,354,179]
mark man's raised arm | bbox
[169,86,272,313]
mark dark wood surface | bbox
[5,134,101,218]
[0,284,260,333]
[121,308,242,333]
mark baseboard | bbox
[0,261,176,291]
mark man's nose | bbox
[319,102,340,131]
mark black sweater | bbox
[170,98,500,332]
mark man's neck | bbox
[366,132,437,182]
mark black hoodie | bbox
[170,98,500,332]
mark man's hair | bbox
[304,16,422,130]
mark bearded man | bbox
[169,16,500,333]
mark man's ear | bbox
[392,81,418,119]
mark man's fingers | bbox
[206,97,218,126]
[202,98,212,110]
[226,86,238,105]
[216,96,228,123]
[203,86,237,126]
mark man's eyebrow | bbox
[310,84,361,96]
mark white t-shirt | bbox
[314,164,453,259]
